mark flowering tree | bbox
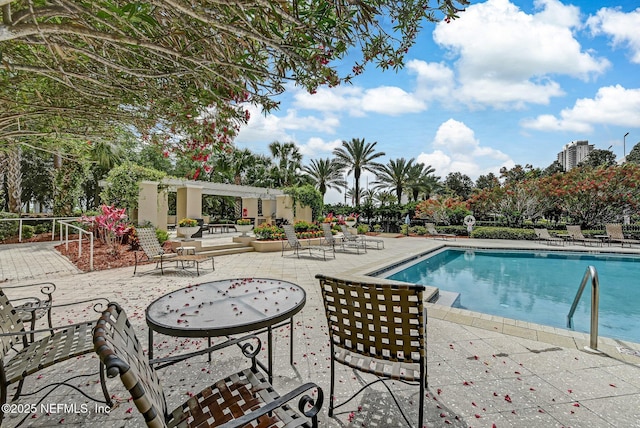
[538,165,640,227]
[415,197,470,225]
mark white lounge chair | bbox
[426,223,456,240]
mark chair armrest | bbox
[1,282,57,296]
[0,319,98,338]
[48,297,110,311]
[219,382,324,428]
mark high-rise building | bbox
[557,140,593,171]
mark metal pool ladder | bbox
[567,266,601,353]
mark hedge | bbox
[470,226,538,240]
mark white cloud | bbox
[431,0,609,108]
[235,104,340,146]
[521,85,640,132]
[297,138,343,157]
[407,60,456,104]
[587,7,640,64]
[360,86,426,115]
[417,119,514,179]
[292,83,426,117]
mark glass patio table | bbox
[146,278,306,383]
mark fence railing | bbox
[56,220,94,272]
[0,216,78,242]
[0,216,94,271]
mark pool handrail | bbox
[567,265,600,352]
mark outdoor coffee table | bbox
[146,278,306,383]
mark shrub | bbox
[34,222,51,234]
[254,224,284,240]
[373,224,383,233]
[293,220,319,232]
[21,225,35,239]
[156,228,169,244]
[470,227,537,240]
[410,225,427,236]
[357,224,369,234]
[0,212,19,241]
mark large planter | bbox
[345,220,356,228]
[177,226,200,239]
[236,224,253,237]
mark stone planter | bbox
[177,226,200,239]
[345,220,356,228]
[236,224,253,237]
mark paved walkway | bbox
[1,234,639,427]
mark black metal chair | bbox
[0,288,111,424]
[316,274,427,427]
[93,302,323,427]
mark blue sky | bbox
[235,0,640,203]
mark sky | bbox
[234,0,640,204]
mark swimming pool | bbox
[381,248,640,344]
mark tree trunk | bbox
[7,145,22,213]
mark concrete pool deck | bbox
[1,234,639,427]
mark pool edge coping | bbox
[340,238,640,364]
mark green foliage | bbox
[373,224,383,233]
[101,162,166,211]
[410,225,427,235]
[356,224,369,234]
[53,160,89,216]
[253,223,284,241]
[470,227,537,240]
[293,220,319,232]
[34,222,51,234]
[0,212,19,240]
[283,185,323,219]
[155,228,169,244]
[21,225,34,239]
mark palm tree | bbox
[302,158,346,203]
[373,158,414,203]
[269,141,303,187]
[333,138,385,207]
[406,162,437,201]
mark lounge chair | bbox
[316,274,427,427]
[566,225,602,246]
[0,288,111,424]
[605,223,640,248]
[340,225,384,249]
[321,223,365,254]
[93,303,323,428]
[534,228,564,246]
[134,227,214,275]
[425,223,456,240]
[282,224,334,260]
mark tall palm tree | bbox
[406,162,437,201]
[302,158,346,203]
[373,157,414,203]
[333,138,385,207]
[269,141,303,187]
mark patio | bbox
[1,233,639,427]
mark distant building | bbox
[557,140,594,171]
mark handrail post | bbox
[566,266,600,353]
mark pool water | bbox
[383,249,640,343]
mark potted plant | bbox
[344,216,357,227]
[177,218,200,239]
[236,218,253,236]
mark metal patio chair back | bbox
[93,303,323,427]
[0,288,110,424]
[316,274,427,427]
